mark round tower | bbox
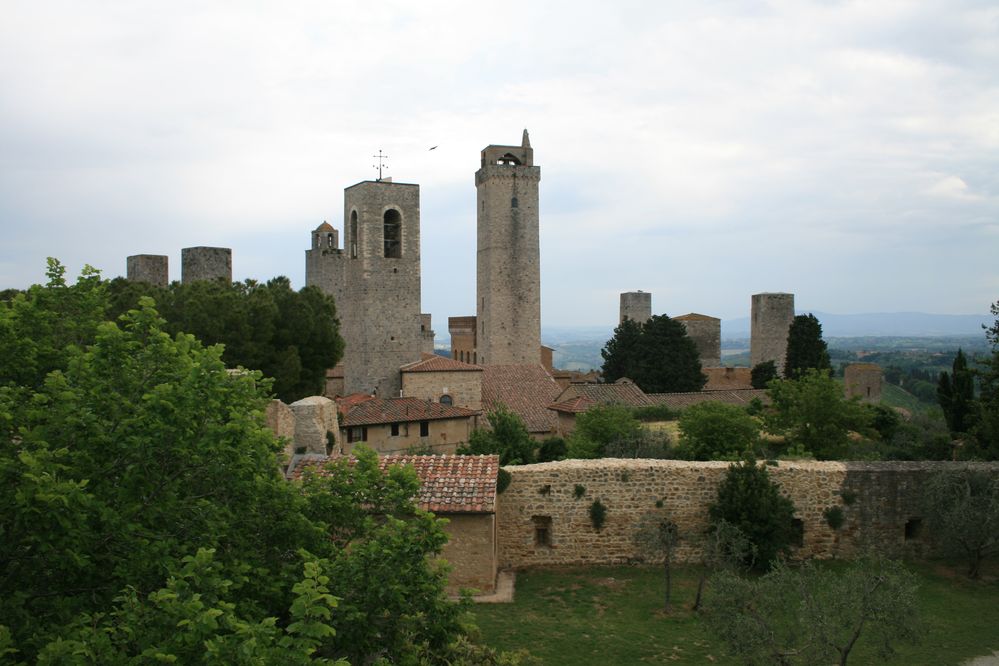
[750,292,795,374]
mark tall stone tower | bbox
[306,180,423,398]
[675,313,721,367]
[476,130,541,365]
[619,291,652,324]
[181,247,232,284]
[750,292,795,375]
[126,254,169,288]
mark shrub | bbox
[496,468,512,494]
[589,499,608,531]
[573,484,586,499]
[632,404,676,422]
[537,436,567,463]
[678,401,761,460]
[824,505,845,530]
[460,406,536,465]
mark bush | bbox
[565,405,643,459]
[603,430,674,459]
[751,361,778,389]
[589,499,608,531]
[460,406,536,465]
[537,436,567,463]
[678,401,761,460]
[631,404,676,422]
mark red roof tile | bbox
[481,364,560,434]
[290,454,499,513]
[400,356,483,373]
[338,396,479,427]
[554,381,655,408]
[548,396,595,414]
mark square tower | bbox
[475,130,542,365]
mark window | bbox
[349,211,358,258]
[419,420,429,437]
[440,394,453,406]
[326,232,334,248]
[532,516,552,547]
[791,518,804,548]
[905,518,923,541]
[347,426,367,444]
[511,196,519,208]
[383,209,401,258]
[390,423,400,437]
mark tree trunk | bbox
[693,571,707,611]
[664,560,672,612]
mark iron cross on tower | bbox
[372,149,389,181]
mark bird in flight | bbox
[429,145,438,151]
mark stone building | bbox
[336,395,479,455]
[675,312,721,367]
[126,254,169,287]
[476,131,541,366]
[448,316,479,364]
[306,179,425,398]
[844,363,883,403]
[181,246,232,284]
[750,292,795,374]
[619,291,652,324]
[400,355,483,413]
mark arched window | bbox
[349,211,358,258]
[326,233,334,248]
[511,197,519,208]
[440,394,453,406]
[383,209,401,258]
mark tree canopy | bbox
[600,314,706,393]
[783,313,831,378]
[921,467,999,578]
[678,401,761,460]
[460,405,537,465]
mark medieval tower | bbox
[475,130,541,365]
[619,291,652,324]
[750,292,795,375]
[306,179,424,398]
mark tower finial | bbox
[522,129,531,148]
[372,149,389,181]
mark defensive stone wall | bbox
[126,254,169,287]
[496,459,999,568]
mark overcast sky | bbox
[2,1,997,327]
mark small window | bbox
[511,197,519,208]
[349,211,358,259]
[905,518,923,541]
[347,426,366,444]
[533,516,552,547]
[791,518,804,548]
[390,423,400,437]
[383,209,401,258]
[326,233,334,248]
[440,394,453,406]
[419,420,429,437]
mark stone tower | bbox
[844,363,883,403]
[750,292,795,375]
[306,180,423,398]
[126,254,169,288]
[619,291,652,324]
[181,246,232,284]
[476,130,541,365]
[675,313,721,367]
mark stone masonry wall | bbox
[750,292,795,374]
[676,314,721,367]
[619,291,652,324]
[496,459,999,568]
[441,514,497,593]
[844,363,883,403]
[126,254,169,287]
[181,246,232,284]
[402,370,483,412]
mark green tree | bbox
[632,511,680,612]
[783,313,831,379]
[751,360,778,388]
[973,300,999,459]
[703,556,920,666]
[678,401,761,460]
[708,457,798,569]
[764,369,871,460]
[600,315,706,393]
[937,348,977,435]
[460,405,536,465]
[921,468,999,578]
[692,519,755,611]
[565,404,643,459]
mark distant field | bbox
[471,562,999,665]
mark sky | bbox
[1,0,997,327]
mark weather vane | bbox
[372,149,389,181]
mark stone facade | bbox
[619,291,652,324]
[750,292,795,375]
[181,246,232,284]
[844,363,883,403]
[306,180,424,398]
[126,254,169,287]
[289,396,340,455]
[441,514,497,593]
[420,314,436,355]
[675,313,721,367]
[401,366,483,412]
[476,131,541,366]
[495,459,999,568]
[342,416,474,455]
[449,316,478,364]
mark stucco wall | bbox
[342,416,473,455]
[441,513,497,593]
[496,459,999,569]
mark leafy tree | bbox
[600,315,706,393]
[937,348,977,435]
[460,405,536,465]
[751,360,778,388]
[106,276,343,402]
[566,404,643,459]
[921,468,999,578]
[968,300,999,459]
[632,511,680,612]
[536,436,567,462]
[764,369,871,460]
[703,556,921,666]
[692,519,755,611]
[882,413,952,461]
[708,457,798,569]
[678,401,761,460]
[783,313,831,379]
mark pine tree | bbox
[938,348,977,435]
[600,317,642,383]
[783,313,831,378]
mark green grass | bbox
[471,562,999,665]
[881,382,933,413]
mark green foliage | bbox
[600,315,706,393]
[461,405,536,465]
[632,511,680,611]
[971,301,999,459]
[602,430,673,458]
[764,369,871,460]
[693,519,756,610]
[565,404,643,459]
[921,467,999,578]
[937,348,977,435]
[678,401,761,460]
[708,458,798,569]
[783,313,832,379]
[868,404,902,442]
[881,413,953,461]
[746,396,765,416]
[751,360,778,389]
[703,556,921,666]
[631,403,676,422]
[840,489,858,506]
[496,468,512,494]
[573,484,586,499]
[536,436,567,462]
[824,505,846,530]
[589,499,607,531]
[106,275,343,402]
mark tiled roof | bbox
[481,364,560,434]
[548,396,595,414]
[554,381,655,408]
[315,221,335,231]
[675,312,720,322]
[400,355,483,373]
[290,454,499,513]
[646,389,770,409]
[338,396,480,427]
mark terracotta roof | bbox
[290,454,499,513]
[554,381,655,408]
[548,396,595,414]
[481,364,560,434]
[675,312,720,322]
[315,221,335,232]
[400,355,483,373]
[646,389,770,409]
[338,396,479,427]
[336,392,375,411]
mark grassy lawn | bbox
[471,562,999,665]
